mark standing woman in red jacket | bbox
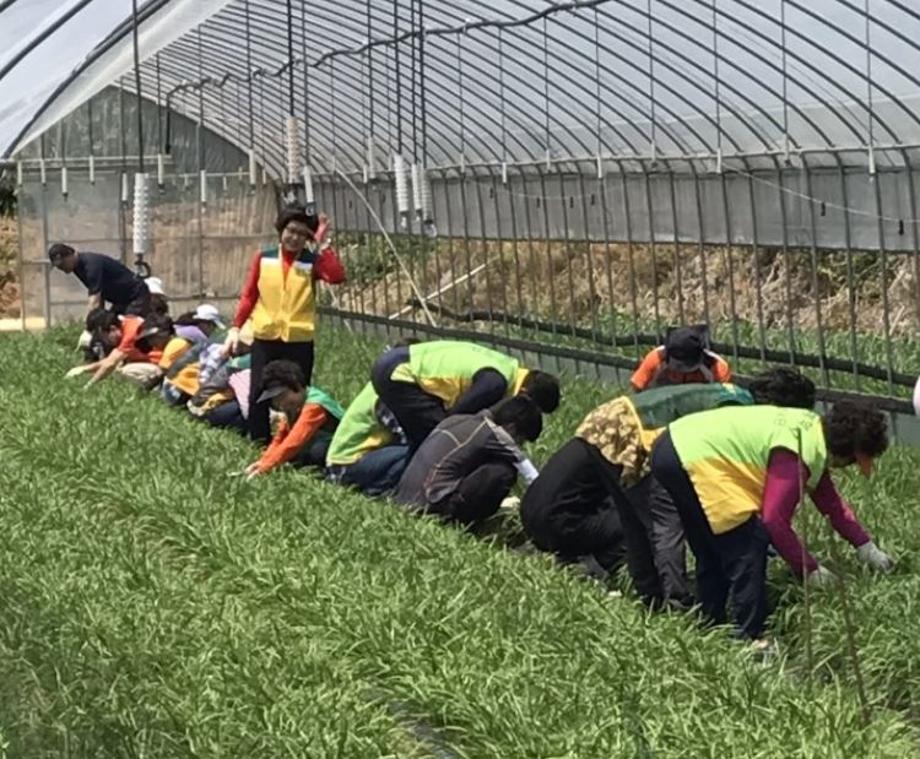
[224,206,346,442]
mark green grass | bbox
[0,326,918,756]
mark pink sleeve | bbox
[761,449,819,577]
[810,472,871,549]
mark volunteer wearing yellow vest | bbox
[650,400,894,641]
[224,207,345,442]
[370,340,561,451]
[522,368,815,608]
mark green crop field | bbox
[1,325,919,757]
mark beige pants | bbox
[118,362,163,385]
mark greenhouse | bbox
[2,1,920,755]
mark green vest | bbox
[326,382,394,466]
[628,383,753,431]
[393,341,523,410]
[306,386,345,421]
[670,406,827,533]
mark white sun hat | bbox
[193,303,226,328]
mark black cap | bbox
[664,325,709,372]
[256,383,288,404]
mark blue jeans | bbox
[205,401,248,436]
[332,445,410,497]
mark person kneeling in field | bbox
[243,360,345,479]
[394,396,542,528]
[325,380,411,497]
[159,305,227,406]
[520,368,816,605]
[650,399,895,641]
[66,311,173,388]
[631,324,731,391]
[371,339,560,452]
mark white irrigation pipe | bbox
[334,167,438,328]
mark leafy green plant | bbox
[0,325,917,756]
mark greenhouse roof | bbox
[3,0,920,173]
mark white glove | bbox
[499,496,520,512]
[856,541,894,573]
[222,326,240,356]
[77,329,92,350]
[65,365,88,378]
[806,565,837,588]
[514,457,539,486]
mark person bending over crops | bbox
[325,381,411,497]
[325,339,420,496]
[650,399,895,640]
[65,311,173,388]
[394,396,543,528]
[520,369,815,602]
[188,325,254,434]
[172,303,225,344]
[223,207,345,444]
[242,359,345,480]
[158,305,228,406]
[48,243,151,319]
[631,324,731,392]
[371,339,560,453]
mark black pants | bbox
[114,289,152,318]
[520,438,626,573]
[619,475,693,608]
[651,432,769,639]
[249,338,315,443]
[371,346,445,451]
[428,461,516,527]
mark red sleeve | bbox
[233,252,262,328]
[810,471,871,550]
[313,246,346,284]
[630,348,663,391]
[761,448,819,577]
[256,405,327,473]
[713,357,732,382]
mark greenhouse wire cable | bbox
[334,166,438,327]
[470,163,920,229]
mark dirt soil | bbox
[0,217,20,318]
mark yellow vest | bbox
[251,247,318,342]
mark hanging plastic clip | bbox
[501,161,508,185]
[88,154,96,185]
[61,165,68,198]
[867,144,876,177]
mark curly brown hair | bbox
[824,400,888,460]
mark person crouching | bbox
[394,396,542,528]
[243,360,344,479]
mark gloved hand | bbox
[856,541,895,572]
[222,326,240,357]
[76,329,92,350]
[806,565,837,588]
[499,495,520,512]
[65,365,89,378]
